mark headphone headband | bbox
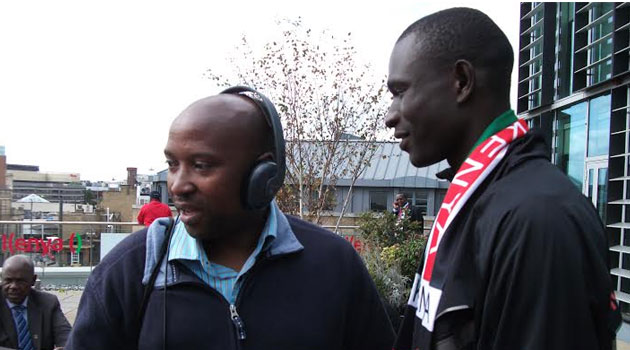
[220,86,286,209]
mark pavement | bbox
[50,290,83,325]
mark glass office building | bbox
[518,2,630,318]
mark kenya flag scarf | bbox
[410,111,528,332]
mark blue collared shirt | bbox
[5,296,28,323]
[167,201,278,304]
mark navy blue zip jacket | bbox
[65,213,395,350]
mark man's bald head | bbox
[3,255,35,276]
[2,255,36,304]
[172,94,273,156]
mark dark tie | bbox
[12,305,33,350]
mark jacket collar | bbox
[142,201,304,287]
[436,129,547,183]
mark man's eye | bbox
[391,88,405,97]
[194,162,212,170]
[166,160,177,168]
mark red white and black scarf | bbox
[408,118,529,332]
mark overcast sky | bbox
[0,0,520,181]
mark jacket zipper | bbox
[180,254,288,347]
[228,255,273,345]
[229,304,247,341]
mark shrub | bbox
[357,211,427,329]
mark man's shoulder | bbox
[88,228,148,285]
[285,215,356,252]
[159,202,172,211]
[29,289,61,306]
[476,156,604,244]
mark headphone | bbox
[220,86,286,210]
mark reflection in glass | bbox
[556,102,587,188]
[598,167,608,222]
[587,3,613,86]
[556,2,574,99]
[588,95,611,157]
[588,169,594,202]
[369,191,388,212]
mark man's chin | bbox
[181,222,223,241]
[182,223,203,239]
[410,154,442,168]
[6,296,25,304]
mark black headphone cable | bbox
[163,216,176,350]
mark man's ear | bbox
[31,274,37,286]
[256,151,274,163]
[453,59,475,104]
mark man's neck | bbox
[203,211,267,271]
[447,104,511,172]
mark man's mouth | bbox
[394,130,408,139]
[7,293,21,301]
[395,132,410,151]
[175,203,202,226]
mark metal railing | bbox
[0,220,137,225]
[0,220,140,269]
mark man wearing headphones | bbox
[65,88,395,350]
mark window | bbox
[555,2,574,99]
[527,10,544,109]
[554,94,611,189]
[402,190,429,216]
[528,115,541,129]
[519,3,545,112]
[588,95,611,157]
[555,102,587,188]
[369,191,388,212]
[434,190,447,216]
[587,3,613,86]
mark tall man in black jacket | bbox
[385,7,621,350]
[66,90,394,349]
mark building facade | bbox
[518,2,630,317]
[7,164,85,203]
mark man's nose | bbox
[168,168,195,195]
[385,104,399,128]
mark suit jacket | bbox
[0,289,71,350]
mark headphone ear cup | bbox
[244,161,278,210]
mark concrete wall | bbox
[12,202,94,213]
[0,155,5,190]
[8,170,80,183]
[101,185,136,223]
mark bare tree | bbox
[207,18,389,227]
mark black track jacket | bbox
[394,129,621,350]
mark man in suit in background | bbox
[0,255,71,350]
[392,193,424,231]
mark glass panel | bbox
[588,168,594,202]
[588,94,611,157]
[587,4,614,86]
[528,116,541,129]
[598,167,608,221]
[434,190,447,216]
[412,190,428,216]
[556,102,587,188]
[369,191,388,212]
[556,2,574,99]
